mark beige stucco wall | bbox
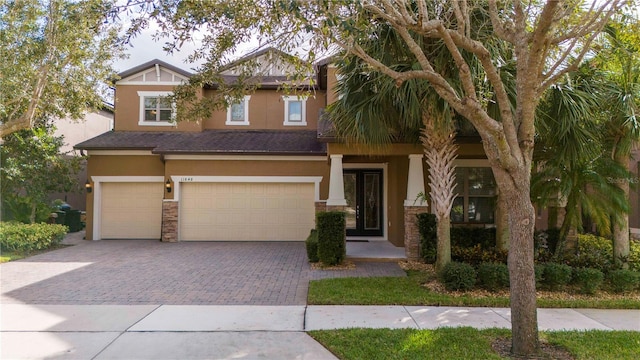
[331,142,487,246]
[339,155,420,247]
[114,85,203,132]
[326,66,339,106]
[202,89,326,130]
[85,155,165,240]
[164,159,330,201]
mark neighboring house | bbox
[49,107,113,210]
[75,48,496,259]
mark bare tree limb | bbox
[488,0,514,43]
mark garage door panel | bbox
[181,182,315,241]
[101,182,163,239]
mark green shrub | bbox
[534,228,561,255]
[439,261,477,291]
[629,240,640,272]
[0,222,67,252]
[417,213,437,264]
[542,263,573,290]
[316,211,346,266]
[477,262,510,291]
[573,268,604,295]
[564,234,614,272]
[608,269,640,293]
[535,264,545,285]
[452,244,508,266]
[450,226,496,249]
[305,229,319,263]
[534,229,557,263]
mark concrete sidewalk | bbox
[2,304,638,359]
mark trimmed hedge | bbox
[439,261,477,291]
[417,213,437,264]
[452,244,508,266]
[450,226,496,249]
[573,267,604,295]
[316,211,346,266]
[0,222,67,252]
[477,262,510,291]
[608,269,640,293]
[306,229,319,263]
[542,263,573,290]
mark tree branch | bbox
[488,0,514,43]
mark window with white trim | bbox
[282,95,307,126]
[137,91,175,126]
[226,96,251,125]
[450,167,497,223]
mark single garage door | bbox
[181,182,316,241]
[101,182,163,239]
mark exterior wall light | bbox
[85,180,92,193]
[165,179,172,193]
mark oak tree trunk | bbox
[503,182,539,356]
[492,164,539,357]
[496,193,510,251]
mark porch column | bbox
[161,200,178,242]
[404,154,428,261]
[405,154,427,206]
[326,154,347,207]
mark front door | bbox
[344,169,383,236]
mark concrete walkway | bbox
[2,304,638,359]
[2,233,639,359]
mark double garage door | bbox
[180,182,316,241]
[100,182,315,241]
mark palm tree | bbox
[596,21,640,268]
[329,26,459,271]
[532,64,630,256]
[329,10,514,269]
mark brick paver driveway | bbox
[0,240,405,305]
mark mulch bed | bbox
[492,337,575,359]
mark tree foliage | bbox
[0,125,83,223]
[0,0,123,137]
[120,0,631,356]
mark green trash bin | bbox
[55,211,66,226]
[65,210,82,233]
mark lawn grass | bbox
[0,251,26,263]
[0,245,68,263]
[308,270,640,309]
[309,328,640,360]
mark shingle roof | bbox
[75,130,327,155]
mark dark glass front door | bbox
[343,169,383,236]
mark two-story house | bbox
[76,48,496,259]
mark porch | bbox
[346,240,407,261]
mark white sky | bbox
[114,21,258,73]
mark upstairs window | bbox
[226,96,251,126]
[283,96,307,126]
[451,167,496,223]
[137,91,175,126]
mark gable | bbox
[116,60,192,86]
[220,48,314,80]
[118,65,189,85]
